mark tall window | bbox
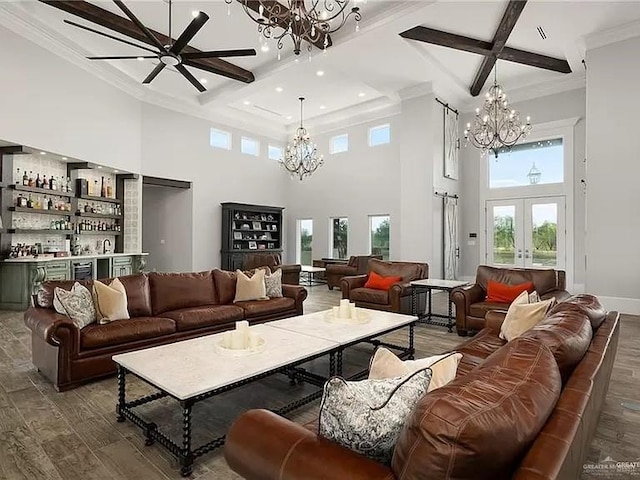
[369,215,390,260]
[329,217,348,259]
[489,138,563,188]
[330,134,349,154]
[241,137,260,156]
[268,145,283,161]
[368,124,391,147]
[297,219,313,265]
[210,128,231,150]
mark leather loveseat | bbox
[24,270,307,391]
[243,252,301,285]
[325,255,382,290]
[452,265,570,336]
[224,294,619,480]
[341,258,428,314]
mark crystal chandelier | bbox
[464,68,532,158]
[224,0,362,57]
[280,97,324,180]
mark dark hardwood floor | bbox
[0,285,638,479]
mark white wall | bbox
[142,184,194,273]
[586,37,640,312]
[458,88,586,288]
[0,25,141,173]
[140,103,287,271]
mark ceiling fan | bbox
[64,0,257,92]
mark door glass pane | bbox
[299,219,313,265]
[493,206,516,265]
[531,203,557,267]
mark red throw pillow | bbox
[365,271,403,291]
[486,280,534,303]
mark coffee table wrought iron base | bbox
[115,323,415,476]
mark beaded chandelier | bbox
[280,97,324,180]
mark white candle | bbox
[222,331,232,348]
[236,320,250,348]
[339,299,350,318]
[248,332,260,350]
[231,330,245,349]
[349,303,357,320]
[332,306,339,318]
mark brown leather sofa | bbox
[224,294,619,480]
[452,265,570,336]
[341,258,428,314]
[24,270,307,391]
[243,252,301,285]
[325,255,382,290]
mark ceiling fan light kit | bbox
[56,0,256,91]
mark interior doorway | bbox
[142,176,193,273]
[486,196,566,270]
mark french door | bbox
[486,196,566,270]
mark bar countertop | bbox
[2,252,149,263]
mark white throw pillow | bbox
[500,290,555,341]
[234,269,268,302]
[264,269,283,298]
[368,347,463,392]
[93,278,129,324]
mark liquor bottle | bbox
[16,194,26,208]
[35,173,42,188]
[43,196,48,210]
[27,194,33,209]
[42,175,48,189]
[28,171,34,187]
[15,167,21,185]
[94,180,99,197]
[48,197,54,210]
[66,177,72,193]
[50,176,57,190]
[100,177,106,197]
[106,178,113,198]
[91,203,96,214]
[22,169,28,186]
[87,178,92,196]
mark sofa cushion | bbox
[476,265,559,296]
[161,305,245,332]
[369,259,423,282]
[392,337,561,479]
[149,271,217,315]
[350,288,389,305]
[93,278,129,323]
[521,310,593,382]
[549,294,607,330]
[37,279,93,309]
[364,271,403,291]
[80,316,176,350]
[213,268,269,305]
[469,300,510,318]
[235,297,295,318]
[486,279,533,303]
[455,327,506,361]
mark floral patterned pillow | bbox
[53,282,97,329]
[264,268,283,298]
[319,368,432,464]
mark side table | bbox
[410,279,469,333]
[300,266,327,286]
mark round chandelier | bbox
[280,97,324,180]
[224,0,362,57]
[464,69,532,158]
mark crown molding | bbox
[582,19,640,52]
[399,82,434,101]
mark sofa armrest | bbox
[542,289,571,303]
[341,274,368,299]
[276,264,301,274]
[451,284,486,333]
[24,307,78,347]
[389,282,414,311]
[485,310,508,332]
[282,284,308,314]
[224,409,394,480]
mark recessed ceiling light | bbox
[200,78,207,84]
[137,56,144,61]
[62,157,67,160]
[39,151,46,155]
[97,166,102,169]
[192,10,200,18]
[358,92,366,97]
[275,87,283,92]
[319,105,326,110]
[316,70,325,77]
[114,170,119,173]
[286,115,293,120]
[260,43,270,53]
[243,100,251,105]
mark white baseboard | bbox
[597,296,640,316]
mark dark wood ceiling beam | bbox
[238,0,332,51]
[469,0,527,96]
[39,0,255,83]
[499,47,571,73]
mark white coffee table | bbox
[409,278,469,332]
[112,309,416,476]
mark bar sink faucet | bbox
[103,238,112,255]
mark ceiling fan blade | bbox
[170,12,210,55]
[64,19,158,54]
[175,64,206,92]
[182,49,257,59]
[143,63,166,84]
[113,0,166,51]
[88,55,157,60]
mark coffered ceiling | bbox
[3,0,640,128]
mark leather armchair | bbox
[452,265,570,336]
[326,255,381,290]
[341,258,428,314]
[244,253,301,285]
